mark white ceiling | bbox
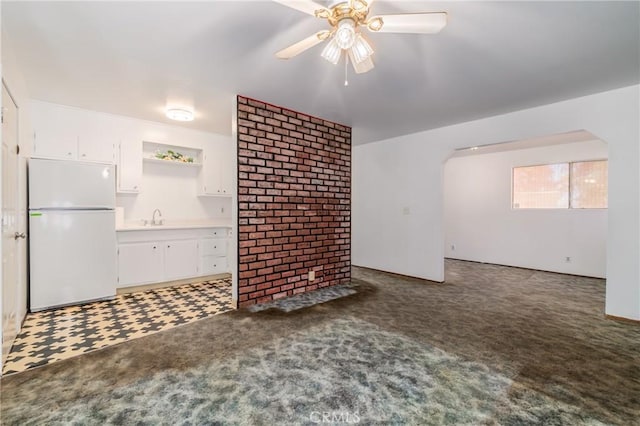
[3,1,639,145]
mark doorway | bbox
[442,130,608,278]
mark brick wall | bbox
[236,96,351,307]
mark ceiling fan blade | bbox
[349,51,375,74]
[276,31,330,59]
[272,0,328,16]
[369,12,447,34]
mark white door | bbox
[29,159,115,209]
[117,242,163,286]
[2,83,21,366]
[29,210,117,310]
[165,239,199,280]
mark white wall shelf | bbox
[143,157,202,167]
[142,141,202,166]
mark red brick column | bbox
[236,96,351,307]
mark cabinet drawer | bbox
[201,238,227,256]
[205,229,228,239]
[201,256,227,275]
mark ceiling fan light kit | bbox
[335,19,357,49]
[351,34,374,65]
[274,0,448,78]
[321,37,342,65]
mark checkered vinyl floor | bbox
[2,278,233,375]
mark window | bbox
[570,160,608,209]
[512,164,569,209]
[512,160,607,209]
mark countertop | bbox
[116,220,232,232]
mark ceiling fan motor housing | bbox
[322,1,370,29]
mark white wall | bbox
[353,85,639,320]
[112,118,232,224]
[444,140,607,278]
[120,167,230,224]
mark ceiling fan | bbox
[273,0,447,75]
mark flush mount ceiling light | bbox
[165,107,194,122]
[274,0,448,76]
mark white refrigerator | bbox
[29,158,117,311]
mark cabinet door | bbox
[117,139,142,193]
[164,239,199,280]
[199,148,217,195]
[79,113,115,163]
[217,142,233,195]
[31,102,79,160]
[201,256,228,275]
[118,242,163,286]
[200,142,233,196]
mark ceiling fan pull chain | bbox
[344,52,350,87]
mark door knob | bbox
[14,232,25,240]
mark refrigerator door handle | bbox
[31,207,115,211]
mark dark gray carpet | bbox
[1,260,638,425]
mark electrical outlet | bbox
[565,256,571,263]
[308,270,315,281]
[451,244,456,251]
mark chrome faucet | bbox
[152,209,163,226]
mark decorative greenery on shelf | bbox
[154,149,194,163]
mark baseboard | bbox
[351,264,444,283]
[444,258,605,280]
[605,314,640,324]
[117,273,231,295]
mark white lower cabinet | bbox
[165,239,199,280]
[117,227,230,288]
[117,242,164,286]
[200,236,228,274]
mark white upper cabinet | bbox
[31,101,79,160]
[117,138,142,193]
[218,142,233,195]
[30,101,235,197]
[31,101,115,164]
[80,113,116,163]
[199,142,233,196]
